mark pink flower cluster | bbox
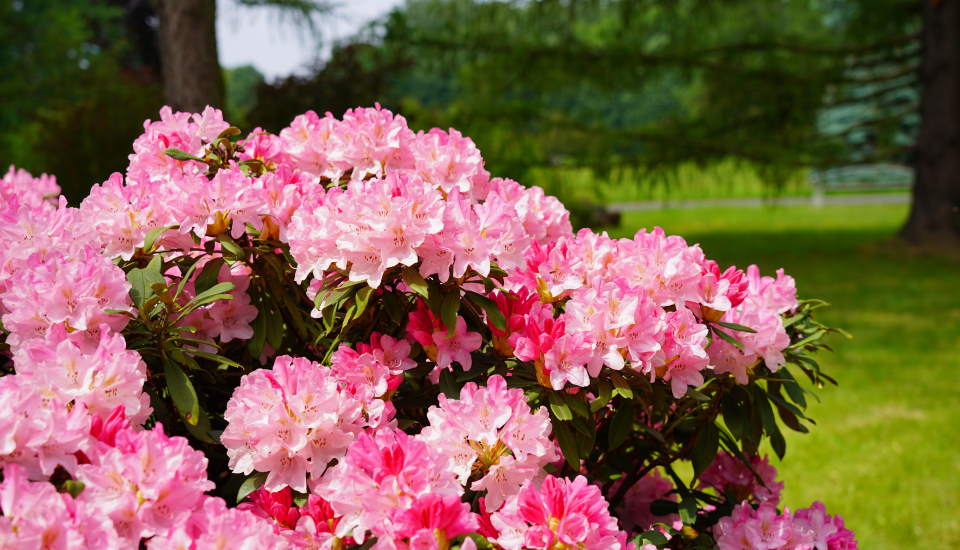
[500,228,798,396]
[715,501,858,550]
[419,375,559,507]
[222,355,366,492]
[699,451,784,505]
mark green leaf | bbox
[217,126,242,139]
[465,291,506,331]
[679,494,698,524]
[164,148,202,161]
[401,266,429,298]
[237,472,268,502]
[721,387,750,442]
[183,406,216,443]
[59,480,85,498]
[180,286,236,316]
[650,499,680,516]
[691,422,720,478]
[189,349,245,369]
[610,371,634,399]
[552,419,580,470]
[127,255,165,309]
[142,225,177,252]
[317,280,363,310]
[635,529,669,546]
[590,379,613,413]
[563,393,591,418]
[438,368,459,399]
[712,326,744,348]
[548,392,573,421]
[173,256,201,300]
[354,285,374,317]
[217,234,245,259]
[440,291,460,336]
[195,258,226,295]
[715,320,758,333]
[163,359,199,426]
[607,399,634,450]
[265,306,284,350]
[170,348,200,372]
[247,309,267,358]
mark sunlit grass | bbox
[607,203,960,550]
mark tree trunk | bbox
[901,0,960,244]
[156,0,224,112]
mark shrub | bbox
[0,105,854,549]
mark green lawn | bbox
[606,204,960,549]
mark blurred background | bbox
[1,0,957,547]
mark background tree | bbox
[901,0,960,244]
[250,0,949,240]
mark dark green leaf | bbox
[608,399,634,449]
[439,368,459,399]
[715,320,758,333]
[691,422,720,478]
[164,359,199,426]
[183,406,216,443]
[247,309,267,358]
[590,379,613,413]
[679,494,698,524]
[650,499,680,516]
[712,326,744,349]
[440,291,460,336]
[265,306,284,350]
[563,393,591,418]
[189,350,245,369]
[195,258,226,295]
[466,291,506,331]
[552,419,580,470]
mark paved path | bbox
[607,192,910,212]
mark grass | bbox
[605,203,960,549]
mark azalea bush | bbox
[0,104,856,550]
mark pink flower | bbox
[316,428,461,542]
[14,325,150,424]
[241,486,301,529]
[714,500,857,550]
[222,355,365,492]
[407,300,482,377]
[0,374,90,478]
[490,475,630,550]
[0,463,120,549]
[393,494,479,548]
[698,452,783,506]
[78,424,214,543]
[147,496,292,550]
[419,375,558,507]
[615,470,679,532]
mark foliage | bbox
[0,0,163,201]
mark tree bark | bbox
[901,0,960,244]
[156,0,224,112]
